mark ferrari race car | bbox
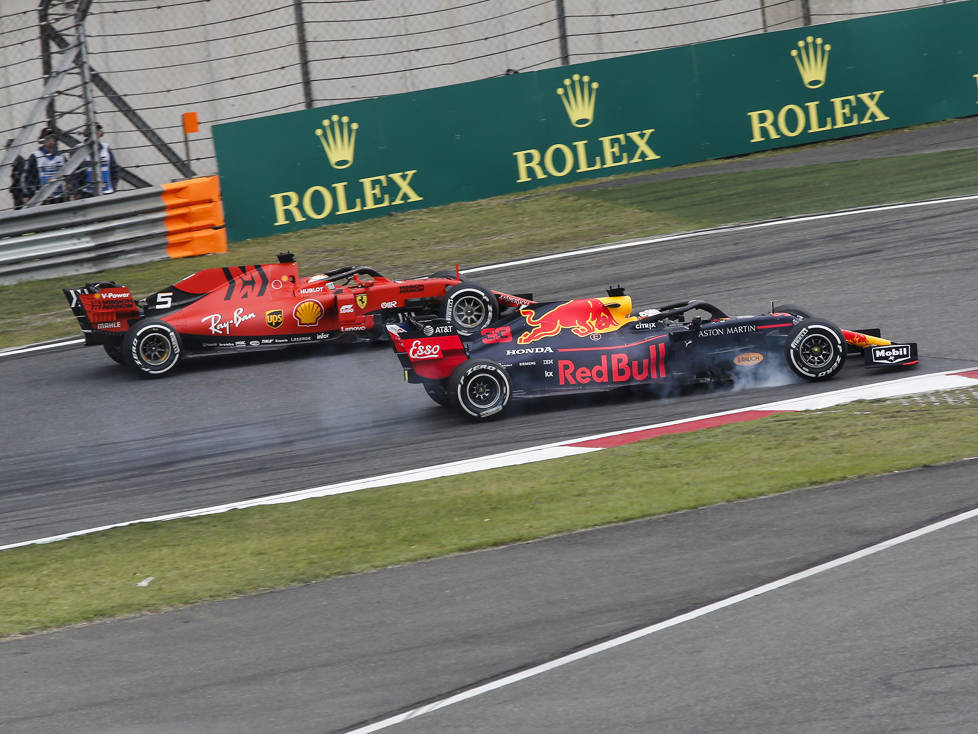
[63,253,531,376]
[387,287,919,420]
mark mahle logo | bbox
[268,112,423,227]
[747,36,888,144]
[791,36,830,89]
[513,72,660,184]
[315,114,359,169]
[557,74,598,127]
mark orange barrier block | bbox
[160,176,221,208]
[164,202,225,234]
[165,228,228,259]
[160,176,227,259]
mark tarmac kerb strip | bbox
[2,368,976,553]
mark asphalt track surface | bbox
[3,119,978,732]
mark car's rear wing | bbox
[842,329,918,368]
[63,283,140,341]
[386,317,468,383]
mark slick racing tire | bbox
[428,269,467,282]
[772,303,811,319]
[102,341,125,364]
[785,318,845,381]
[448,359,511,420]
[440,283,499,337]
[124,319,182,377]
[423,382,449,407]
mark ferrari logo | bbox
[356,294,368,309]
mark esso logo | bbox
[408,341,441,360]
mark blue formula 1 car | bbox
[385,286,918,420]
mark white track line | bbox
[2,368,975,553]
[463,194,978,274]
[0,338,82,357]
[3,194,978,360]
[345,500,978,733]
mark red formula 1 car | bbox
[63,253,531,376]
[387,287,919,420]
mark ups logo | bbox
[266,309,284,329]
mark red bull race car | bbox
[387,287,919,420]
[63,253,531,376]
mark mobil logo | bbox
[558,343,666,385]
[518,298,620,344]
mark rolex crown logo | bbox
[791,36,831,89]
[557,73,598,128]
[315,114,359,169]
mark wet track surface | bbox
[2,196,976,546]
[3,120,978,733]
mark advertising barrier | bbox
[213,2,978,242]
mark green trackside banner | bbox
[213,1,978,242]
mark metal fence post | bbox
[556,0,570,66]
[293,0,314,109]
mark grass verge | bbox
[3,387,977,639]
[2,146,978,350]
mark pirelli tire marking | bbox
[449,359,511,420]
[786,319,845,381]
[441,283,499,337]
[126,320,182,376]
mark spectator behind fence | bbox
[75,123,119,197]
[22,128,69,205]
[5,139,26,209]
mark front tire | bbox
[448,359,511,420]
[440,283,498,337]
[124,319,183,377]
[428,269,467,281]
[785,319,845,381]
[772,303,811,319]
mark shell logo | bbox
[294,299,325,327]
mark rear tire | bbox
[423,382,449,406]
[448,359,511,420]
[785,319,845,381]
[440,283,498,337]
[124,319,182,377]
[102,341,124,364]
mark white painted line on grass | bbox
[462,194,978,275]
[345,501,978,733]
[3,368,975,553]
[0,338,83,357]
[0,445,598,552]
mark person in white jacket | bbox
[75,123,120,197]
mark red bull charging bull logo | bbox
[518,299,621,344]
